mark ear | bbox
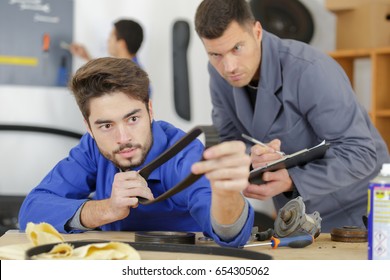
[254,21,263,41]
[148,100,154,123]
[118,39,128,52]
[84,119,94,139]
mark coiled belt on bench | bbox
[137,125,220,205]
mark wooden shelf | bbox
[376,110,390,117]
[330,47,390,148]
[329,47,390,58]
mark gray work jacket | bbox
[208,30,390,232]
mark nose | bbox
[223,55,237,73]
[116,124,131,144]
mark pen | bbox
[241,134,286,156]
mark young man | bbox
[18,58,254,248]
[194,0,390,232]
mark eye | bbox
[209,53,222,63]
[129,116,139,123]
[99,123,112,131]
[209,53,221,59]
[233,44,242,52]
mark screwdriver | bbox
[244,232,314,249]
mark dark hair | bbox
[70,57,149,121]
[114,19,144,55]
[195,0,255,39]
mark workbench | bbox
[0,230,367,260]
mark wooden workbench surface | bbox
[0,230,367,260]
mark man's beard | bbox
[98,131,153,171]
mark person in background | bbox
[71,18,143,62]
[194,0,390,232]
[70,19,151,97]
[18,57,254,248]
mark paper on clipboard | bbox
[248,140,330,185]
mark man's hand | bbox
[69,43,91,61]
[80,171,153,229]
[250,139,283,169]
[191,141,251,224]
[192,141,250,192]
[108,171,154,219]
[244,139,293,200]
[244,169,293,200]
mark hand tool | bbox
[244,232,314,249]
[241,133,286,156]
[255,228,274,241]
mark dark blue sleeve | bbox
[18,134,98,233]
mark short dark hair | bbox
[195,0,255,39]
[70,57,149,121]
[114,19,144,55]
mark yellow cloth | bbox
[35,241,140,260]
[26,222,64,246]
[0,222,140,260]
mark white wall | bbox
[0,86,84,195]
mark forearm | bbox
[211,198,249,241]
[211,189,245,225]
[80,199,117,229]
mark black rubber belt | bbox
[138,125,220,205]
[26,240,273,260]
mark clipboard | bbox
[248,140,330,185]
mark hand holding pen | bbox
[241,134,293,199]
[241,134,286,156]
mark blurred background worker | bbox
[70,18,151,97]
[70,18,143,62]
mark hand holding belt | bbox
[137,125,220,205]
